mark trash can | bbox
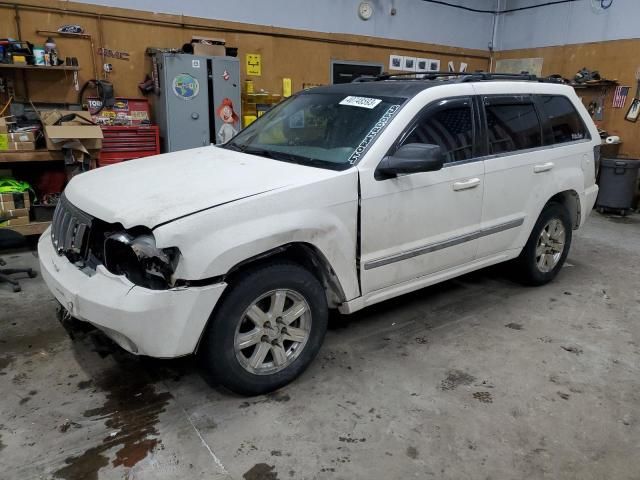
[596,158,640,215]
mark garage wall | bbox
[73,0,498,51]
[496,0,639,50]
[495,0,640,158]
[0,0,491,105]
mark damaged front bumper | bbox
[38,228,226,358]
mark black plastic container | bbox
[31,204,56,222]
[596,158,640,214]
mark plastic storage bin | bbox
[596,158,640,215]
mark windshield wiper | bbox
[242,147,309,165]
[297,158,342,170]
[242,146,280,159]
[223,140,246,152]
[238,146,342,170]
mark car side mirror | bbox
[376,143,445,179]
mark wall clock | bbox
[358,2,374,20]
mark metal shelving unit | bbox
[0,64,80,72]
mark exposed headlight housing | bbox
[103,229,179,290]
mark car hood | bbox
[64,146,337,228]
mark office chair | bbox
[0,216,37,292]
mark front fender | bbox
[154,171,361,301]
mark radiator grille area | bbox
[51,194,94,262]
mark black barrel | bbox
[596,158,640,213]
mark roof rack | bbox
[353,71,563,84]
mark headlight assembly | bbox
[103,229,179,290]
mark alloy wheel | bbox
[535,218,566,273]
[234,289,312,375]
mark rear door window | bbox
[483,96,542,154]
[537,95,590,144]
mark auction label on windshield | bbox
[340,96,382,109]
[348,104,400,164]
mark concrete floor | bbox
[1,211,639,480]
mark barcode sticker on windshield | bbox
[339,96,382,109]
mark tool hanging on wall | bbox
[150,53,160,95]
[595,89,606,121]
[78,79,115,113]
[623,68,640,123]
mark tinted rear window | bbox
[538,95,590,144]
[484,99,542,154]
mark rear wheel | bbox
[201,262,328,396]
[516,202,572,286]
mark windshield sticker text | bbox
[339,96,383,109]
[348,105,400,164]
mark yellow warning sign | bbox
[246,53,262,77]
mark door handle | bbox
[534,162,554,173]
[453,178,481,191]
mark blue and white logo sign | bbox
[172,73,200,100]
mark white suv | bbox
[39,73,599,395]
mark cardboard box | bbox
[5,131,35,142]
[0,192,30,210]
[0,116,15,135]
[0,207,29,219]
[0,215,29,227]
[191,36,226,56]
[1,141,36,151]
[41,110,103,151]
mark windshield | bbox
[223,92,405,170]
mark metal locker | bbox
[154,53,241,153]
[209,57,241,145]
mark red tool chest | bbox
[98,126,160,167]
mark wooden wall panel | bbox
[496,40,640,158]
[0,0,489,114]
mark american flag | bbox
[613,86,630,108]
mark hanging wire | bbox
[419,0,613,14]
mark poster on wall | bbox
[494,57,544,77]
[403,56,416,72]
[246,53,262,76]
[416,58,429,73]
[414,58,440,78]
[389,55,403,71]
[415,58,428,78]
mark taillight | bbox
[593,144,601,177]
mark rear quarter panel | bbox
[472,82,599,256]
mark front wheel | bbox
[516,202,573,286]
[201,262,328,396]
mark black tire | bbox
[516,202,573,286]
[201,262,328,396]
